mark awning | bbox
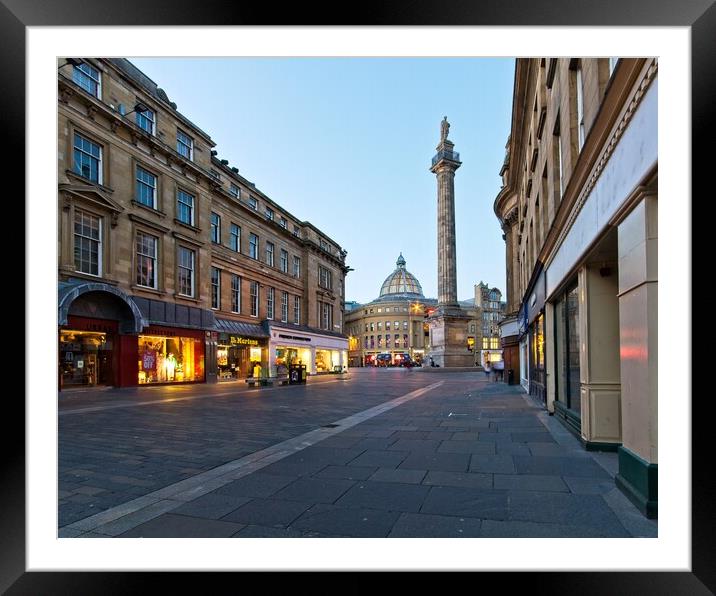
[215,318,269,338]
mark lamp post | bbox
[58,58,82,70]
[122,102,151,118]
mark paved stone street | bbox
[58,369,657,538]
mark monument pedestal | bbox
[427,306,474,368]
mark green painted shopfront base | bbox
[615,446,658,519]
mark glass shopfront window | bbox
[554,282,581,414]
[315,349,340,373]
[275,347,312,371]
[60,329,114,387]
[217,335,265,379]
[138,334,204,384]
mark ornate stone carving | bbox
[86,105,98,121]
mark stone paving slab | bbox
[334,481,431,513]
[315,465,378,481]
[468,454,516,474]
[172,493,252,520]
[480,519,614,538]
[388,513,483,537]
[119,513,245,537]
[368,468,427,485]
[422,470,493,490]
[213,473,298,499]
[348,450,409,468]
[289,504,401,538]
[512,455,611,478]
[437,440,496,455]
[421,486,508,520]
[221,498,314,528]
[272,477,356,504]
[493,474,569,492]
[399,452,471,472]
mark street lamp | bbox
[122,102,151,118]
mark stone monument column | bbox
[427,117,473,368]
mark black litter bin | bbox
[289,364,307,385]
[507,369,514,385]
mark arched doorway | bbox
[58,282,145,389]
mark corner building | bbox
[58,58,349,388]
[494,58,657,516]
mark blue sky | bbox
[131,57,515,304]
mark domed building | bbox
[344,254,439,367]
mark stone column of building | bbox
[427,117,473,368]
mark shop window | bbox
[138,334,204,384]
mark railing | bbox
[432,150,461,166]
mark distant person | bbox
[429,356,435,367]
[484,362,492,380]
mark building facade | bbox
[494,57,657,516]
[345,255,482,367]
[58,58,349,389]
[473,282,506,368]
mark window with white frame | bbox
[231,274,241,313]
[210,212,221,244]
[229,183,240,198]
[294,295,301,324]
[279,217,287,229]
[267,287,275,320]
[281,291,288,322]
[293,225,300,237]
[319,238,330,252]
[265,207,274,221]
[73,133,102,183]
[280,249,288,273]
[230,223,240,252]
[293,256,301,277]
[176,129,194,160]
[321,303,332,330]
[176,189,195,226]
[211,267,221,309]
[136,107,155,135]
[248,196,258,210]
[177,246,195,297]
[136,231,158,288]
[608,57,619,76]
[250,281,259,317]
[74,209,102,276]
[135,165,157,209]
[266,241,274,267]
[318,266,333,290]
[72,62,101,98]
[249,233,258,259]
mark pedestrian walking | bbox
[484,362,492,380]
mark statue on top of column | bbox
[440,116,450,143]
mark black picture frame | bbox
[8,0,709,591]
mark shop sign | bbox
[278,334,311,342]
[229,335,260,346]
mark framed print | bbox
[7,0,710,591]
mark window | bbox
[377,308,382,313]
[74,209,101,276]
[470,324,475,333]
[280,249,288,273]
[386,321,391,330]
[377,335,382,348]
[403,334,408,348]
[136,108,155,135]
[394,334,400,348]
[293,256,301,277]
[231,274,241,313]
[377,322,382,330]
[403,321,408,330]
[176,189,195,225]
[576,64,585,150]
[394,321,399,329]
[210,212,221,244]
[211,267,221,309]
[321,303,332,330]
[265,207,274,221]
[281,291,288,322]
[267,287,275,320]
[554,115,564,198]
[229,183,240,198]
[177,246,195,297]
[136,231,157,288]
[386,334,391,348]
[294,296,301,325]
[176,130,193,160]
[266,241,275,267]
[72,62,101,98]
[293,225,300,237]
[250,281,259,317]
[135,166,157,209]
[319,238,331,252]
[319,266,333,290]
[73,133,102,183]
[209,169,220,182]
[370,323,374,332]
[249,233,258,259]
[248,196,258,210]
[279,217,287,229]
[230,223,240,252]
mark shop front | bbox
[136,326,205,385]
[267,322,348,375]
[217,334,266,380]
[59,316,118,388]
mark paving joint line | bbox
[59,380,444,537]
